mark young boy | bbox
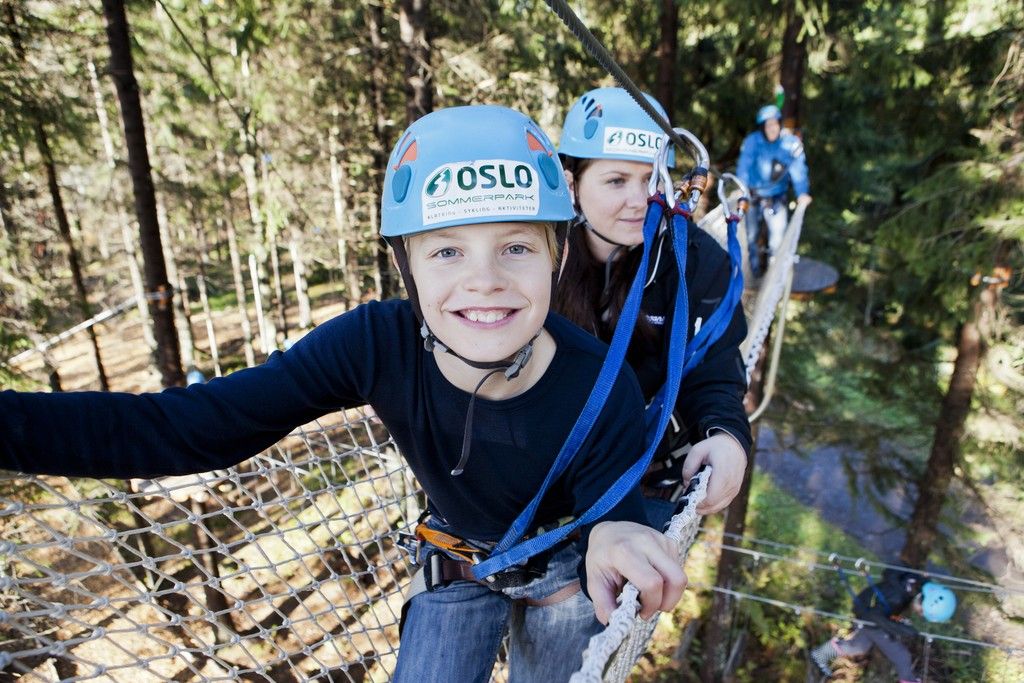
[0,105,685,682]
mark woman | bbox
[555,86,751,526]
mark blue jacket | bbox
[736,129,810,199]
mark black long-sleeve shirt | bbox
[1,300,648,545]
[626,225,752,456]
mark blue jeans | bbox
[394,544,601,683]
[745,196,788,275]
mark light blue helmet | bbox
[920,582,956,623]
[756,104,782,125]
[559,87,675,167]
[381,105,574,238]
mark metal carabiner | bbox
[717,172,751,221]
[648,133,676,210]
[647,128,711,214]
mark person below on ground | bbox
[811,569,957,682]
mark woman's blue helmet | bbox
[756,104,782,125]
[558,87,675,167]
[381,105,574,238]
[920,582,957,623]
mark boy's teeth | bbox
[464,309,508,323]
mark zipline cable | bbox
[543,0,693,157]
[690,582,1024,656]
[699,528,1024,596]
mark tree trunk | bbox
[3,3,109,390]
[101,0,183,387]
[655,0,678,119]
[399,0,433,124]
[899,283,995,567]
[260,154,288,339]
[779,0,807,130]
[0,157,19,275]
[35,122,110,391]
[192,215,222,377]
[367,1,397,299]
[215,148,256,367]
[329,107,363,307]
[88,59,157,352]
[288,223,312,331]
[157,194,196,370]
[701,343,768,682]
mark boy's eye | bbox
[433,247,459,259]
[505,243,533,255]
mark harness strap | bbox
[521,581,581,607]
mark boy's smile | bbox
[406,221,557,395]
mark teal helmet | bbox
[920,582,956,623]
[756,104,782,125]
[559,87,675,167]
[381,105,574,238]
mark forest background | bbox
[0,0,1022,681]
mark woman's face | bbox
[567,159,653,261]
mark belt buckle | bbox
[424,553,444,592]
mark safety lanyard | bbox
[473,202,691,581]
[678,210,744,378]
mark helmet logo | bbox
[603,126,663,160]
[426,168,452,197]
[422,159,540,226]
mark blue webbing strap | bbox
[680,213,744,376]
[473,205,690,580]
[835,564,860,603]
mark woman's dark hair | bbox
[554,156,658,348]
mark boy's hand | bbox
[681,433,747,514]
[585,521,687,625]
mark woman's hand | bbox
[585,521,687,624]
[681,432,747,514]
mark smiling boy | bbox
[1,105,685,682]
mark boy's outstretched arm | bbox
[585,520,687,624]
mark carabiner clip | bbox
[648,133,676,210]
[647,128,711,214]
[717,172,750,221]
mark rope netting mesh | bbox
[0,218,799,682]
[0,408,423,681]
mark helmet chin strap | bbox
[420,321,536,380]
[421,321,541,476]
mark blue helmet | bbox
[381,105,574,238]
[756,104,782,125]
[920,582,956,623]
[559,87,675,167]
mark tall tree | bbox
[655,0,678,119]
[4,2,109,391]
[101,0,184,387]
[779,0,808,129]
[400,0,433,124]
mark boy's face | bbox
[406,222,553,363]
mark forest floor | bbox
[6,289,1024,681]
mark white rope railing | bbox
[569,468,710,683]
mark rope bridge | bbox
[0,210,803,681]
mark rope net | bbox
[0,408,423,681]
[0,216,799,681]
